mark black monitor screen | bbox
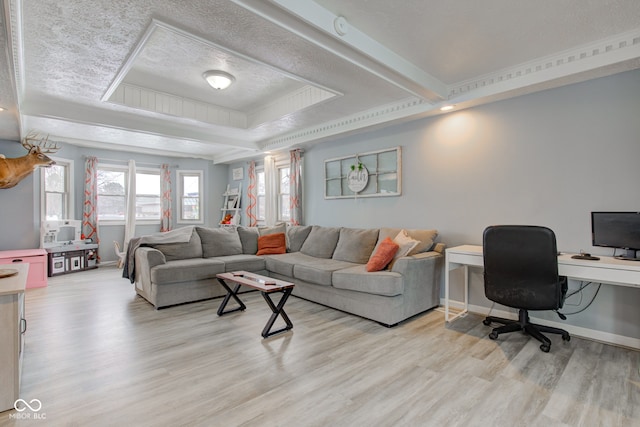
[591,212,640,250]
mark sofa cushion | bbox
[237,226,259,254]
[197,227,243,257]
[215,254,266,272]
[149,229,203,261]
[286,225,312,252]
[299,226,341,259]
[366,237,399,272]
[376,228,438,255]
[293,258,358,286]
[257,233,286,255]
[333,227,379,264]
[151,258,225,285]
[263,252,318,277]
[333,265,404,296]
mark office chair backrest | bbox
[483,225,562,311]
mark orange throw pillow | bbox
[366,237,400,272]
[257,232,286,255]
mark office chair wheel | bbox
[489,331,498,340]
[483,319,491,326]
[540,343,551,353]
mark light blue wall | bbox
[0,139,40,249]
[0,141,228,262]
[301,69,640,340]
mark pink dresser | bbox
[0,249,48,288]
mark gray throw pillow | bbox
[258,223,286,236]
[333,228,379,264]
[196,227,243,257]
[237,226,259,254]
[299,226,341,259]
[286,225,312,252]
[150,229,202,261]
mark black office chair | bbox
[482,225,570,352]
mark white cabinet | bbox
[0,263,27,412]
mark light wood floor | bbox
[1,266,639,427]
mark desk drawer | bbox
[559,264,640,288]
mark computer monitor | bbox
[591,212,640,260]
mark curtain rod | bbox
[84,156,179,168]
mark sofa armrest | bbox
[390,251,441,273]
[390,251,443,318]
[136,247,167,269]
[134,247,166,302]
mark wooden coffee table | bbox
[215,271,295,338]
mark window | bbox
[278,166,290,222]
[177,170,203,223]
[42,158,73,220]
[97,166,161,222]
[97,167,126,221]
[135,172,161,220]
[256,169,265,222]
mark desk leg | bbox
[445,263,469,323]
[260,288,293,338]
[463,265,469,315]
[216,280,246,316]
[445,259,451,322]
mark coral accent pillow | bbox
[366,237,400,272]
[256,232,287,255]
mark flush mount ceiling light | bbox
[440,105,455,112]
[203,70,235,90]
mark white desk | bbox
[445,245,640,322]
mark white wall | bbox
[303,69,640,341]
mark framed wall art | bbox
[232,167,243,181]
[324,146,401,199]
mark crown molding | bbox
[251,29,640,156]
[258,97,435,152]
[3,0,27,136]
[449,29,640,100]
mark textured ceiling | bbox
[1,0,639,163]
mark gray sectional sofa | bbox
[132,224,444,326]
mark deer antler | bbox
[21,131,60,153]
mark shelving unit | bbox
[220,185,242,227]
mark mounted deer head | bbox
[0,132,60,189]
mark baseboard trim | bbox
[440,299,640,350]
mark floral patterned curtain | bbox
[82,156,99,250]
[289,149,303,226]
[160,163,172,232]
[246,161,258,227]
